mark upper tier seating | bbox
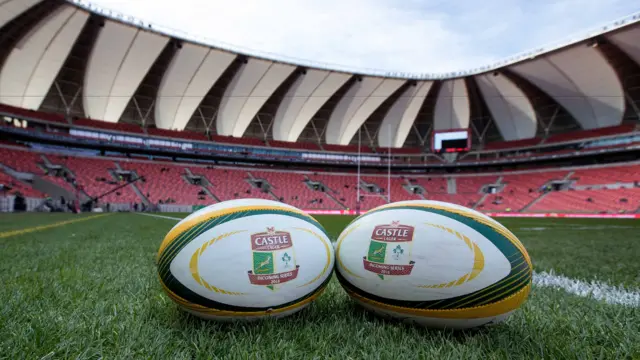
[378,147,424,154]
[146,128,208,142]
[545,124,635,144]
[484,138,541,150]
[268,140,321,151]
[211,135,266,147]
[323,144,373,153]
[0,103,66,124]
[73,118,144,134]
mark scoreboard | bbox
[432,129,471,153]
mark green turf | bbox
[0,213,638,359]
[0,212,94,232]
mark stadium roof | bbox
[0,0,639,148]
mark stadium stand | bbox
[211,135,266,147]
[323,144,374,153]
[49,155,140,204]
[544,124,636,144]
[530,188,639,213]
[479,171,570,212]
[268,140,322,151]
[118,161,211,205]
[0,104,66,124]
[483,138,541,151]
[0,144,638,213]
[146,127,208,142]
[0,148,44,174]
[73,118,145,134]
[571,165,640,186]
[0,171,44,197]
[0,2,638,215]
[249,170,341,209]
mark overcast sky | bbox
[90,0,639,74]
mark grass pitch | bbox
[0,213,639,359]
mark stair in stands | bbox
[31,175,77,201]
[521,171,576,212]
[403,178,425,200]
[113,162,151,206]
[44,155,92,202]
[303,175,347,209]
[473,193,490,210]
[200,185,221,203]
[323,192,346,209]
[186,169,221,202]
[521,192,550,212]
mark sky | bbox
[89,0,640,75]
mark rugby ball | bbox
[335,200,532,329]
[157,199,334,320]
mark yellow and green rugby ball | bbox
[157,199,334,321]
[335,200,532,329]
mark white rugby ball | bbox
[157,199,334,320]
[335,200,532,329]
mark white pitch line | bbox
[139,212,640,307]
[518,225,635,231]
[137,213,184,221]
[533,270,639,307]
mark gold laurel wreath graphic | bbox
[335,223,364,279]
[189,230,247,295]
[417,223,485,289]
[292,227,332,288]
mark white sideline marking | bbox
[140,212,639,307]
[518,225,635,231]
[137,213,184,221]
[569,225,635,230]
[533,271,639,307]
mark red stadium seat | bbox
[0,171,44,197]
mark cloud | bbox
[91,0,640,74]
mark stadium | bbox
[0,0,639,358]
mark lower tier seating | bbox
[1,146,638,213]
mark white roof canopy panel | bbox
[155,44,236,130]
[216,59,295,137]
[433,79,470,131]
[83,21,168,122]
[273,70,351,142]
[607,26,640,68]
[378,81,433,148]
[0,5,88,110]
[325,77,405,145]
[475,73,536,140]
[0,0,43,29]
[509,45,624,129]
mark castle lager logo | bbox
[363,221,415,279]
[248,227,300,290]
